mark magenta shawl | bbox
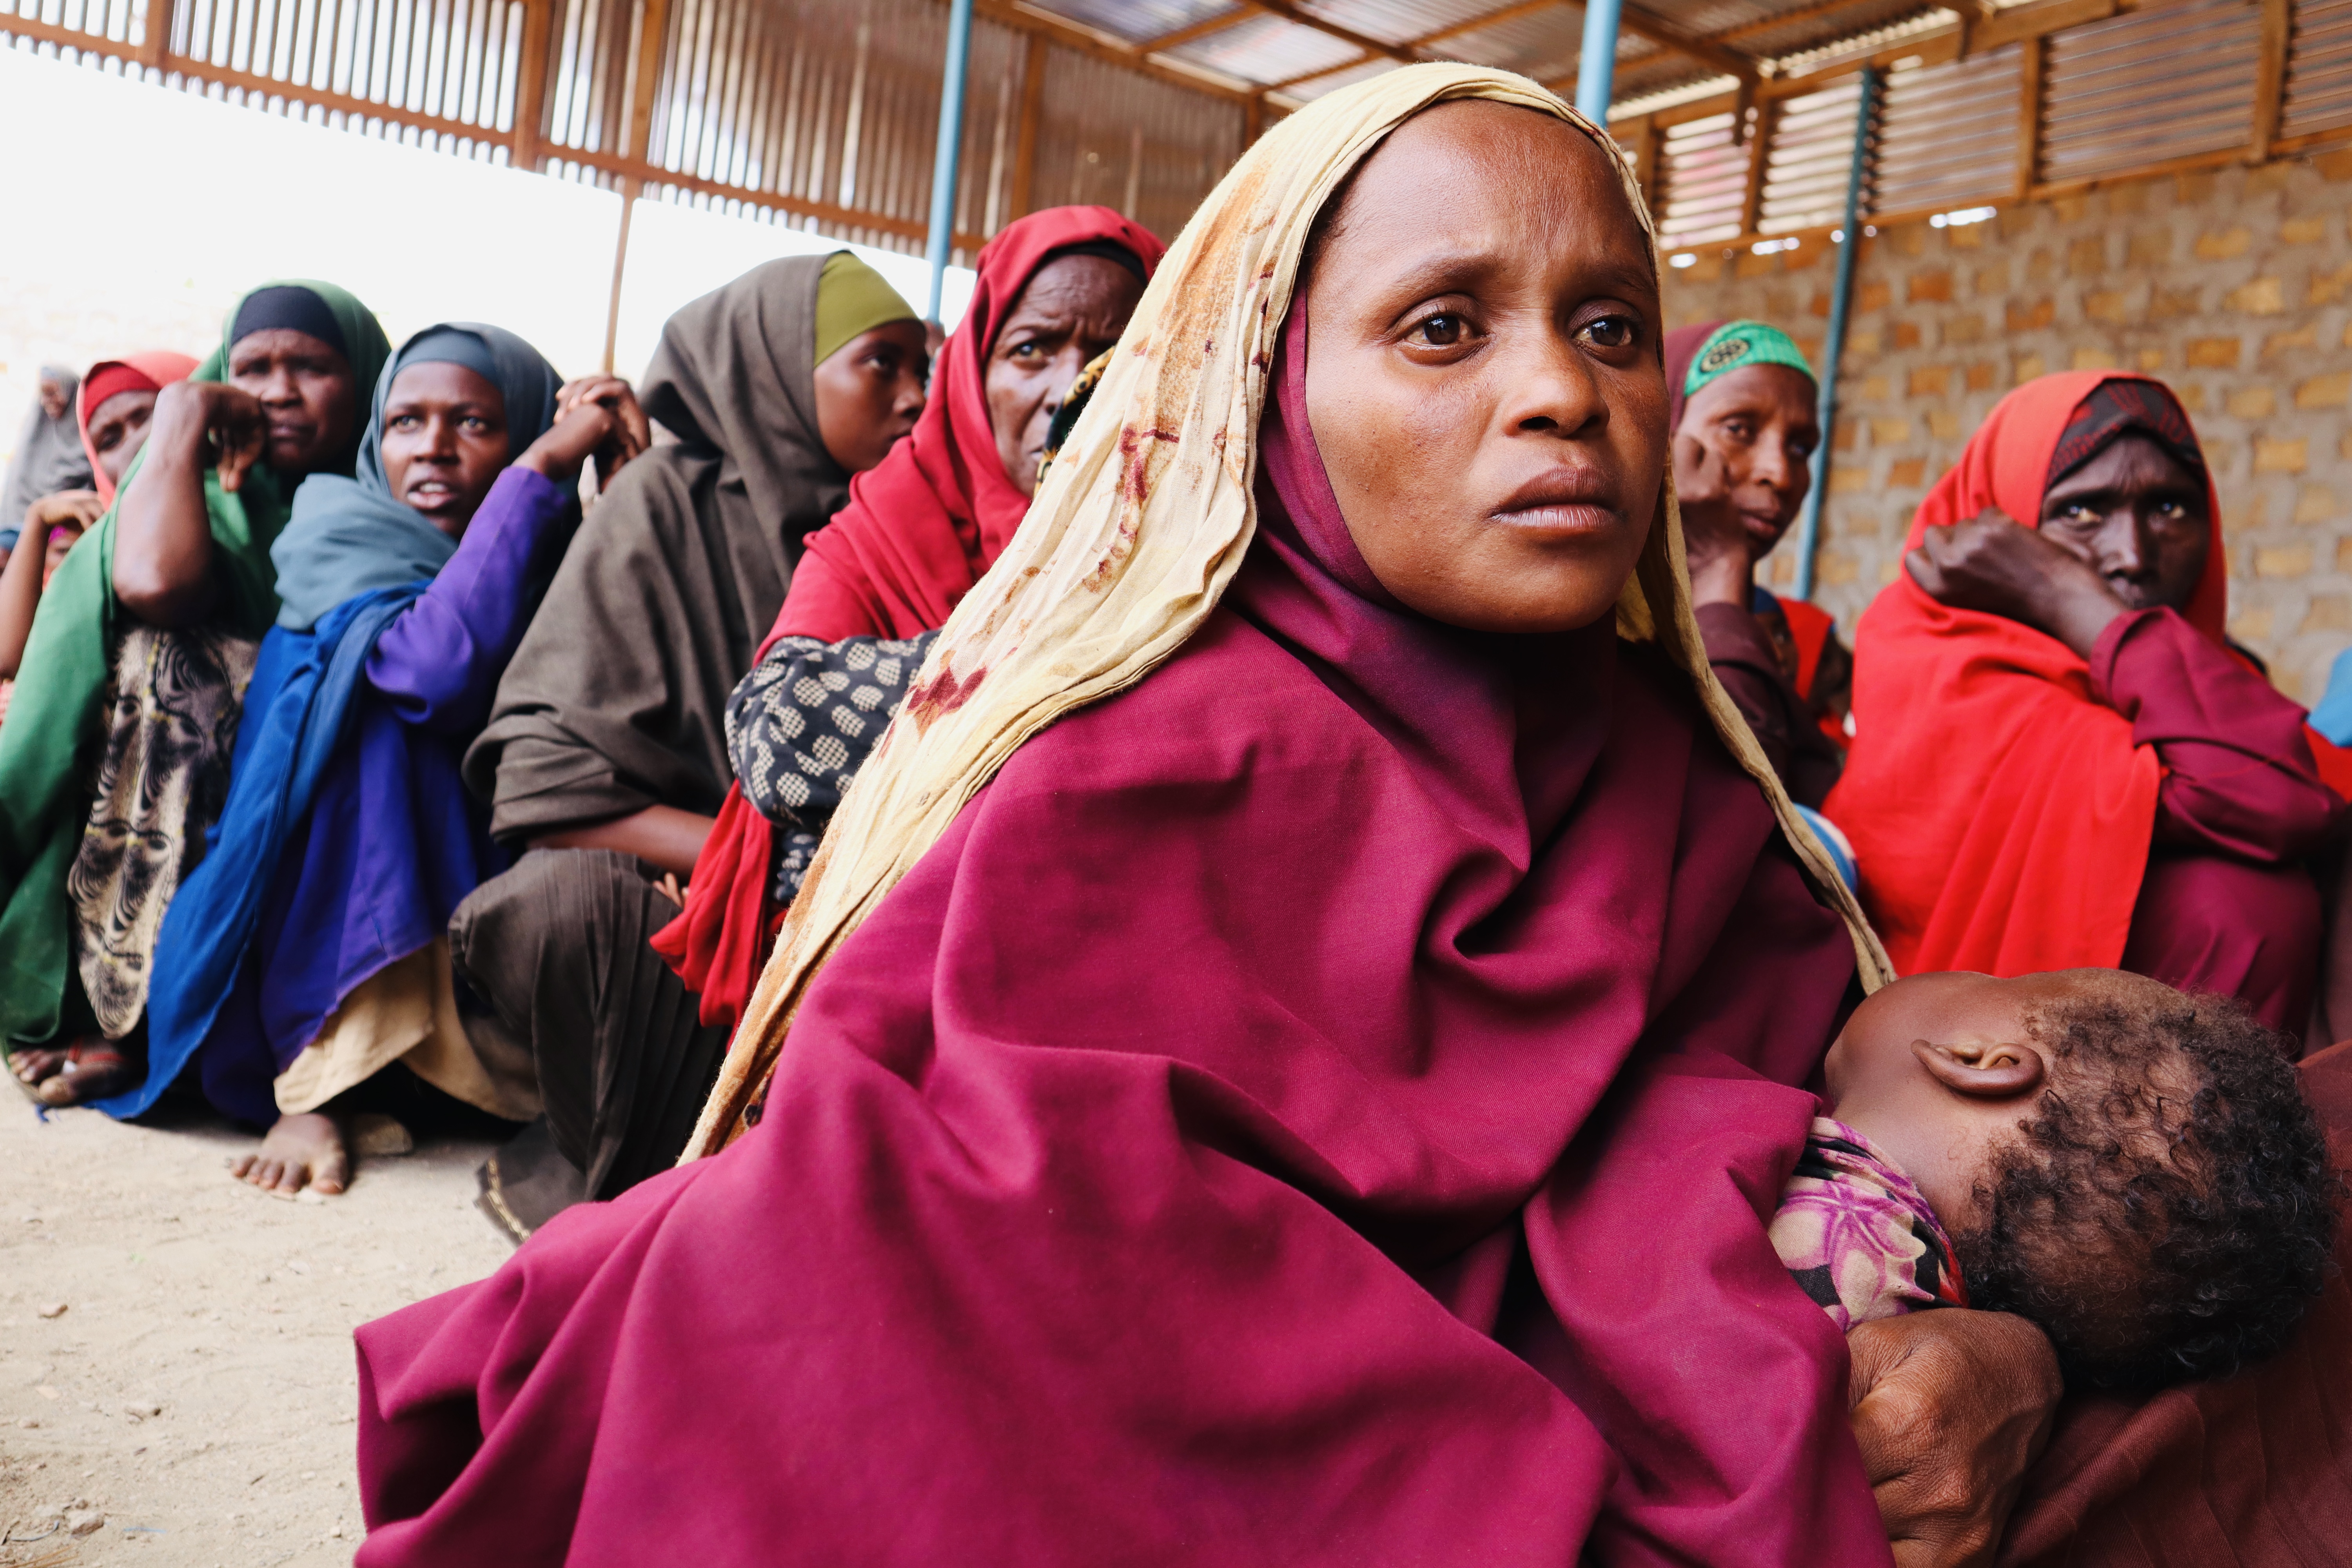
[352,305,1886,1566]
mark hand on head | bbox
[985,252,1143,496]
[520,376,650,492]
[1300,100,1666,634]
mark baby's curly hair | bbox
[1949,984,2343,1391]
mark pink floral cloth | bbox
[1770,1116,1968,1330]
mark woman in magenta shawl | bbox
[353,69,2061,1564]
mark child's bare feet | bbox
[229,1112,349,1198]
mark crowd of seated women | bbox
[3,59,2351,1565]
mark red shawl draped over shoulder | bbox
[652,207,1167,1031]
[353,303,1888,1566]
[1827,370,2271,976]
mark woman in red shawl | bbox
[1824,371,2346,1033]
[354,70,2063,1566]
[654,207,1163,1032]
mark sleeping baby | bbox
[1776,967,2342,1390]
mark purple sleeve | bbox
[366,465,572,735]
[2090,607,2343,861]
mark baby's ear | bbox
[1911,1037,2046,1101]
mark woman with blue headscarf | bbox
[130,324,647,1197]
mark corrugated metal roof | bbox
[1160,9,1361,85]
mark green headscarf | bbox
[0,280,390,1049]
[1682,319,1816,400]
[813,252,918,366]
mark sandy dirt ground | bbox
[0,1097,512,1566]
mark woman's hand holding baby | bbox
[1847,1309,2061,1567]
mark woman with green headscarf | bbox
[1666,318,1845,811]
[2,281,390,1106]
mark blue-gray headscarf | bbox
[272,322,563,630]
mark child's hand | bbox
[24,490,106,535]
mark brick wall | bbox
[1662,151,2352,701]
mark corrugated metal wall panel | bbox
[1758,75,1865,234]
[1031,42,1241,243]
[2286,0,2352,138]
[1872,44,2019,217]
[1655,107,1754,250]
[2041,0,2258,184]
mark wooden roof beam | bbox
[1251,0,1562,99]
[1617,2,1760,83]
[1236,0,1416,62]
[1138,7,1256,53]
[1713,0,1879,45]
[969,0,1257,100]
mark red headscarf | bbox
[77,352,198,504]
[1824,370,2294,977]
[780,205,1167,642]
[651,207,1167,1032]
[354,300,1883,1566]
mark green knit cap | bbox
[1684,319,1816,398]
[813,252,919,366]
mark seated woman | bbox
[356,69,2060,1564]
[125,323,632,1196]
[1826,373,2346,1032]
[0,365,94,546]
[450,254,927,1233]
[0,354,201,703]
[2,285,390,1105]
[1667,319,1842,809]
[655,205,1163,1036]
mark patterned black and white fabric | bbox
[726,630,939,905]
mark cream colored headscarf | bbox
[686,63,1893,1159]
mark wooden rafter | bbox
[1140,7,1256,53]
[1617,3,1758,83]
[970,0,1257,100]
[1714,0,1879,46]
[1237,0,1416,62]
[1251,0,1574,100]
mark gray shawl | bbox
[465,256,850,835]
[2,367,95,529]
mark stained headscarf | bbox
[0,281,387,1051]
[76,353,200,506]
[1665,319,1817,435]
[465,256,845,838]
[272,322,564,630]
[2,367,95,535]
[1825,372,2229,976]
[355,67,1896,1566]
[775,207,1168,643]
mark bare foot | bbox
[11,1041,134,1105]
[229,1112,349,1198]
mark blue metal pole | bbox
[1791,64,1878,603]
[924,0,975,322]
[1575,0,1621,123]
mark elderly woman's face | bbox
[1673,363,1818,556]
[985,254,1144,497]
[2037,434,2209,613]
[1304,101,1666,634]
[227,328,360,476]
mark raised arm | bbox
[0,492,105,678]
[111,381,270,626]
[368,376,648,734]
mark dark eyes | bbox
[1581,314,1639,350]
[1414,313,1466,347]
